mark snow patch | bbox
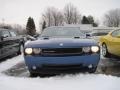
[0,53,120,90]
[0,55,24,74]
[0,74,120,90]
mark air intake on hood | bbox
[43,37,49,40]
[74,37,80,39]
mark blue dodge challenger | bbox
[24,26,100,76]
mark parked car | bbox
[24,26,100,76]
[0,28,24,59]
[88,31,109,42]
[100,29,120,57]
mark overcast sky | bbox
[0,0,120,29]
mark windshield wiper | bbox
[41,36,50,39]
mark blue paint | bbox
[24,37,100,73]
[24,54,100,69]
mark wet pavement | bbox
[3,62,29,77]
[97,57,120,77]
[2,56,120,77]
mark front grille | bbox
[32,64,89,74]
[41,48,83,56]
[42,64,83,70]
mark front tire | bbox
[30,72,49,77]
[102,43,110,57]
[30,72,38,77]
[88,67,97,73]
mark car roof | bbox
[44,26,80,30]
[0,28,15,32]
[0,28,9,31]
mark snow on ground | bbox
[0,55,120,90]
[0,74,120,90]
[0,55,24,75]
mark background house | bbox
[65,24,120,34]
[93,26,120,32]
[64,24,93,33]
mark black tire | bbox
[30,72,48,77]
[102,43,110,57]
[30,72,38,77]
[39,74,47,77]
[89,67,97,73]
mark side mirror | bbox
[0,35,8,41]
[86,33,91,38]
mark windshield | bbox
[41,27,85,38]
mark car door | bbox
[109,30,120,56]
[9,31,20,53]
[0,30,12,58]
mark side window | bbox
[1,30,10,37]
[9,31,17,37]
[111,30,120,37]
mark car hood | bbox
[25,38,98,48]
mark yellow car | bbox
[100,29,120,57]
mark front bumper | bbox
[24,54,100,74]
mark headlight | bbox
[91,46,99,53]
[33,48,41,54]
[25,48,32,54]
[83,47,91,53]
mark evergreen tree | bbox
[42,21,46,32]
[87,15,94,24]
[93,22,98,27]
[26,17,36,36]
[81,15,98,27]
[87,15,98,27]
[81,16,90,24]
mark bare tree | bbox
[42,7,64,27]
[63,3,81,24]
[40,3,82,31]
[42,8,53,27]
[0,23,26,35]
[52,8,64,26]
[0,24,12,29]
[104,8,120,27]
[12,24,26,35]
